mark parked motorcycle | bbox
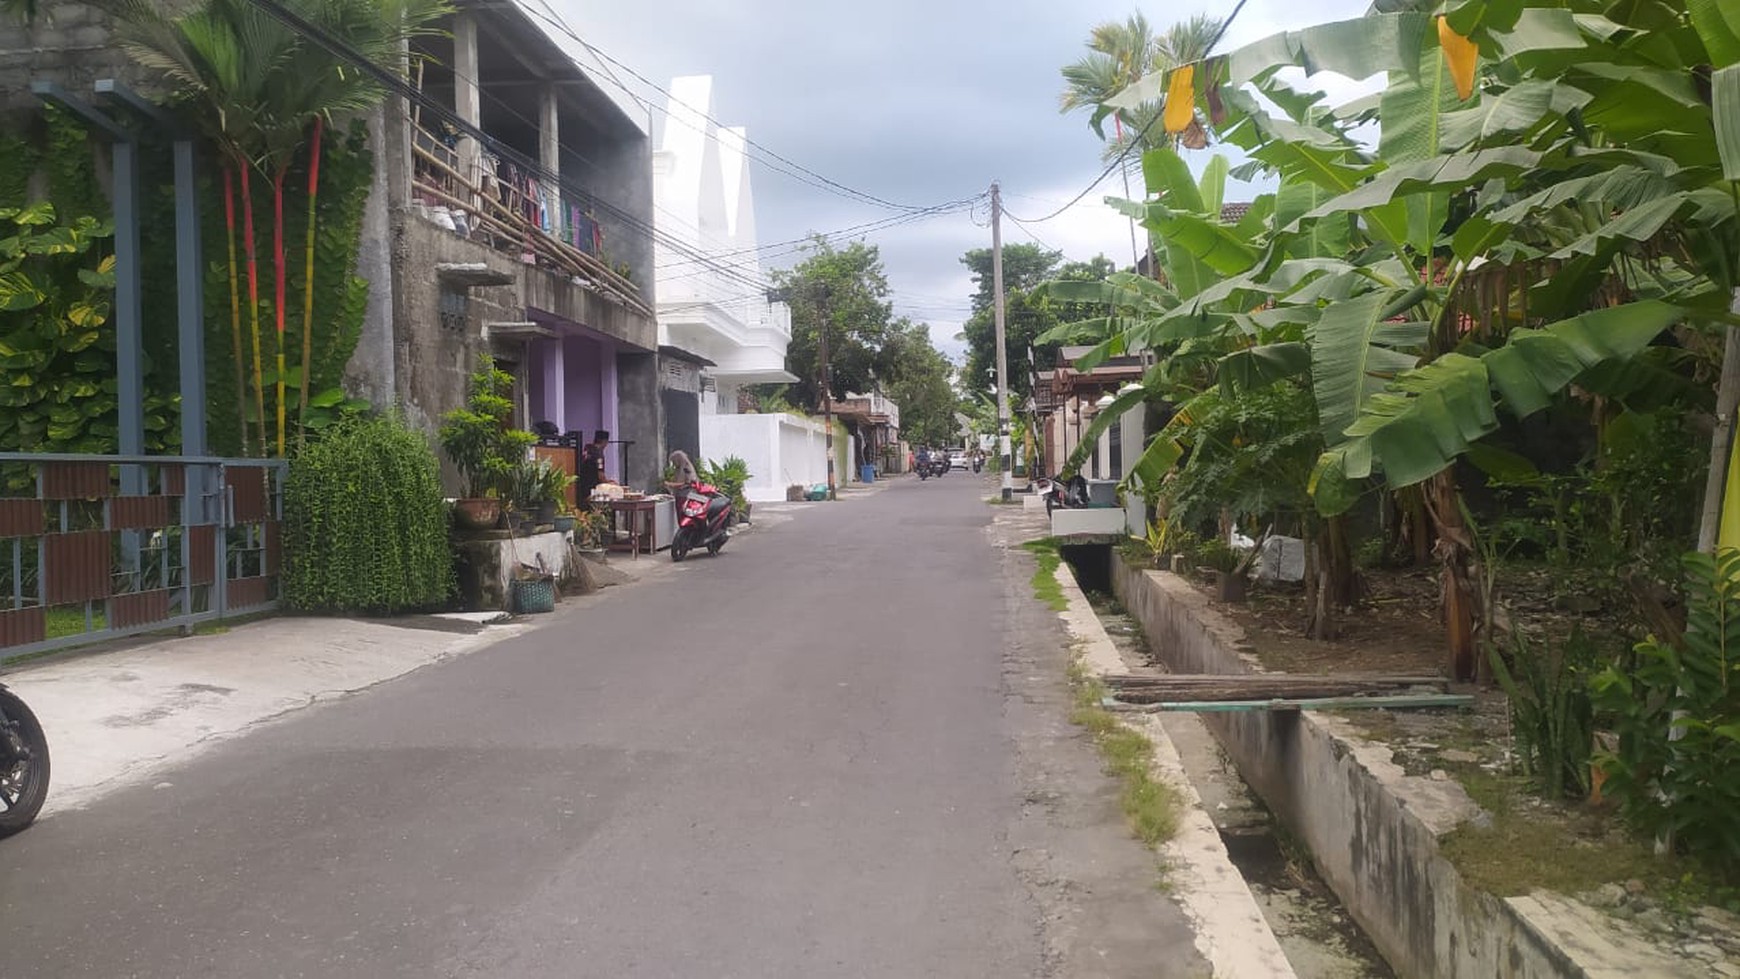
[671,482,732,562]
[1036,473,1090,514]
[0,682,49,838]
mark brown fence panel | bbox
[44,530,112,605]
[0,499,43,538]
[112,495,172,531]
[230,469,268,523]
[40,462,109,499]
[229,576,271,609]
[0,607,44,647]
[111,589,172,629]
[189,524,217,585]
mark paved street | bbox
[0,474,1203,978]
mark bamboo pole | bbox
[410,141,649,315]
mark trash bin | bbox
[859,464,875,484]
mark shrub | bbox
[1592,549,1740,878]
[283,413,453,613]
[1490,627,1597,800]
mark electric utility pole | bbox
[991,182,1013,502]
[819,286,836,501]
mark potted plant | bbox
[700,455,753,524]
[528,458,572,525]
[439,356,536,530]
[575,509,612,554]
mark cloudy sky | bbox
[548,0,1377,358]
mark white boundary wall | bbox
[700,412,830,502]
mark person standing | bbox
[577,430,612,510]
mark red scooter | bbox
[671,482,733,561]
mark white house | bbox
[653,76,833,498]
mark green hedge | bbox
[283,414,452,613]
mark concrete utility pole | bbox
[991,182,1013,502]
[820,291,836,501]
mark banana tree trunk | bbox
[273,166,287,456]
[222,163,248,453]
[240,163,266,457]
[297,116,323,450]
[1697,305,1740,553]
[1424,470,1482,682]
[1306,514,1359,641]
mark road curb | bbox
[1049,555,1298,979]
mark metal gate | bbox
[0,454,286,660]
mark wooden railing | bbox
[410,129,651,319]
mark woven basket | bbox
[511,576,556,614]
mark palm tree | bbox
[1060,13,1222,273]
[106,0,445,454]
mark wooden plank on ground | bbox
[1101,673,1451,704]
[1101,693,1475,713]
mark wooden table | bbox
[605,497,659,557]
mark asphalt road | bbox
[0,473,1203,978]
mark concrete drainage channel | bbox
[1048,544,1387,978]
[1093,593,1393,979]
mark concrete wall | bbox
[699,413,829,502]
[0,3,136,113]
[587,129,655,297]
[347,105,398,409]
[452,530,587,611]
[1106,557,1684,979]
[615,350,661,493]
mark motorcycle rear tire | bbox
[0,689,49,838]
[708,536,726,556]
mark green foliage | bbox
[1166,384,1321,534]
[438,355,536,499]
[1593,550,1740,880]
[574,508,612,549]
[959,247,1115,401]
[1489,627,1597,800]
[0,203,177,472]
[699,455,751,515]
[880,318,961,447]
[282,413,452,614]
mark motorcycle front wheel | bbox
[670,531,690,562]
[0,689,49,838]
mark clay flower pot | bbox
[453,497,501,531]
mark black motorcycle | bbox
[0,682,49,838]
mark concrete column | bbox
[452,12,481,207]
[539,83,560,182]
[540,338,565,429]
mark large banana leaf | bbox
[1308,289,1425,446]
[1691,0,1740,67]
[1275,181,1353,258]
[1111,200,1261,277]
[1223,13,1432,87]
[1716,65,1740,182]
[1311,300,1683,512]
[1438,80,1592,149]
[1218,342,1311,395]
[1302,147,1543,221]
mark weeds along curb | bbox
[1025,535,1297,978]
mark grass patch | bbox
[1022,538,1068,611]
[1067,657,1183,847]
[1440,766,1689,899]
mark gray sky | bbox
[549,0,1375,358]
